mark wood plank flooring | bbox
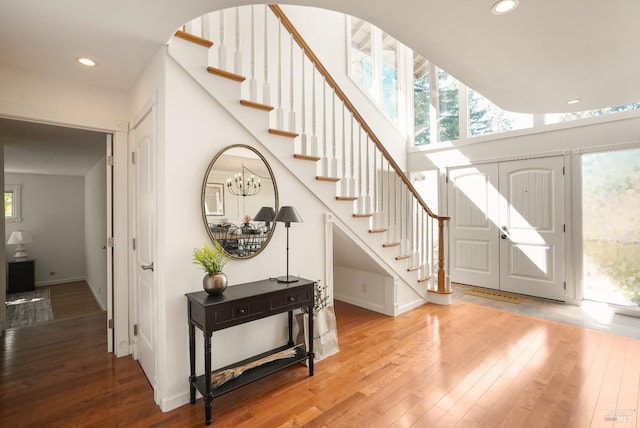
[1,297,639,427]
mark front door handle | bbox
[141,262,154,272]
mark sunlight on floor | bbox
[5,297,44,306]
[580,300,615,325]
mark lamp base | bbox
[276,275,299,283]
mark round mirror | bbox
[201,144,278,259]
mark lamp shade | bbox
[274,206,303,226]
[253,206,276,222]
[7,230,33,245]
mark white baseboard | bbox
[36,276,87,287]
[334,293,386,315]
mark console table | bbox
[186,278,315,425]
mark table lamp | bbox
[7,230,33,260]
[274,206,303,283]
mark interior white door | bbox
[499,157,565,300]
[448,164,500,289]
[448,156,565,300]
[131,108,156,386]
[106,134,114,353]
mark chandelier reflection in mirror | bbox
[227,164,261,197]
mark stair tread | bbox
[207,66,246,82]
[269,128,299,138]
[368,229,386,234]
[293,154,320,161]
[383,242,400,247]
[240,99,274,111]
[352,213,373,218]
[336,196,357,201]
[407,266,420,272]
[174,30,214,48]
[395,255,410,260]
[316,176,340,182]
[418,276,430,283]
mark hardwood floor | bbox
[2,297,639,427]
[45,281,104,320]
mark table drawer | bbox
[269,287,312,311]
[213,299,265,327]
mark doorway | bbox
[448,156,565,301]
[582,147,640,310]
[2,117,113,339]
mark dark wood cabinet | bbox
[7,259,35,293]
[186,278,315,425]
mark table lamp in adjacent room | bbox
[7,230,33,260]
[274,206,303,283]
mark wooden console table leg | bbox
[204,333,213,425]
[308,307,314,376]
[189,323,196,404]
[287,310,294,346]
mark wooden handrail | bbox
[269,4,445,221]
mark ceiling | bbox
[0,0,638,133]
[1,118,105,176]
[0,0,637,115]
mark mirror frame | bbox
[201,144,279,259]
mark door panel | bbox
[499,157,565,300]
[131,108,156,386]
[448,164,500,289]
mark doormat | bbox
[464,287,526,304]
[5,288,54,328]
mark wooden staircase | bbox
[170,5,452,311]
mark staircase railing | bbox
[178,4,450,295]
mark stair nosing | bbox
[293,154,320,162]
[206,66,246,82]
[382,242,400,248]
[316,176,340,183]
[335,196,357,201]
[240,99,274,111]
[269,128,299,138]
[174,30,214,48]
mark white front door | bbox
[499,157,565,300]
[448,156,565,300]
[448,164,500,289]
[131,106,156,386]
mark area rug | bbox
[463,287,526,304]
[6,288,54,328]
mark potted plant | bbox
[193,241,230,295]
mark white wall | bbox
[144,47,328,411]
[334,265,387,313]
[5,173,86,285]
[85,156,108,308]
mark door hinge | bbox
[563,224,566,232]
[107,155,114,167]
[132,238,136,250]
[446,175,449,183]
[131,152,136,164]
[107,237,114,248]
[562,166,565,175]
[133,324,138,336]
[108,319,114,329]
[563,282,566,290]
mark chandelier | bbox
[227,164,261,197]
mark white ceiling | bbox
[0,0,638,175]
[1,118,106,176]
[0,0,638,115]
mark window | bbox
[468,89,533,137]
[545,103,640,125]
[438,68,459,142]
[413,53,431,146]
[350,17,374,97]
[5,185,22,222]
[380,32,399,123]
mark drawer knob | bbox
[287,296,295,302]
[238,308,246,315]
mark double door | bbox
[448,156,565,301]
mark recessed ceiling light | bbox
[77,57,96,67]
[567,99,581,105]
[492,0,519,15]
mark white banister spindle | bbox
[275,17,284,130]
[262,8,270,105]
[309,68,317,156]
[299,55,309,154]
[320,78,329,177]
[288,35,296,133]
[234,8,242,74]
[218,10,227,70]
[330,92,338,177]
[248,6,257,101]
